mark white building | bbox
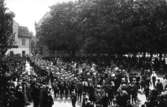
[6,21,33,56]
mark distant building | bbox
[6,21,33,56]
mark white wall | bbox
[7,47,30,55]
[6,21,32,56]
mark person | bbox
[71,91,77,107]
[162,76,167,90]
[13,86,25,107]
[64,81,69,99]
[87,83,95,102]
[126,100,133,107]
[47,89,54,107]
[39,86,48,107]
[59,82,64,99]
[144,85,150,100]
[116,90,129,107]
[30,83,40,107]
[101,93,109,107]
[52,81,59,98]
[76,81,83,102]
[104,81,115,103]
[131,80,138,104]
[147,89,159,107]
[85,100,94,107]
[156,79,163,94]
[151,71,157,88]
[82,93,88,107]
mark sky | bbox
[5,0,75,35]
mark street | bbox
[27,97,81,107]
[27,93,147,107]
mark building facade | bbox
[6,21,33,56]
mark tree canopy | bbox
[36,0,167,56]
[0,0,14,56]
[0,0,15,106]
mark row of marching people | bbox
[28,55,167,107]
[50,71,167,107]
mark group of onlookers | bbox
[2,54,167,107]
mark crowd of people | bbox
[0,55,27,107]
[0,55,54,107]
[28,55,167,107]
[1,54,167,107]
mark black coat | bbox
[13,91,25,107]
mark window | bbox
[22,38,26,46]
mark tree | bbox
[37,2,83,56]
[0,0,14,56]
[37,0,167,57]
[0,0,14,106]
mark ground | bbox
[27,97,81,107]
[27,93,146,107]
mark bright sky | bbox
[5,0,75,35]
